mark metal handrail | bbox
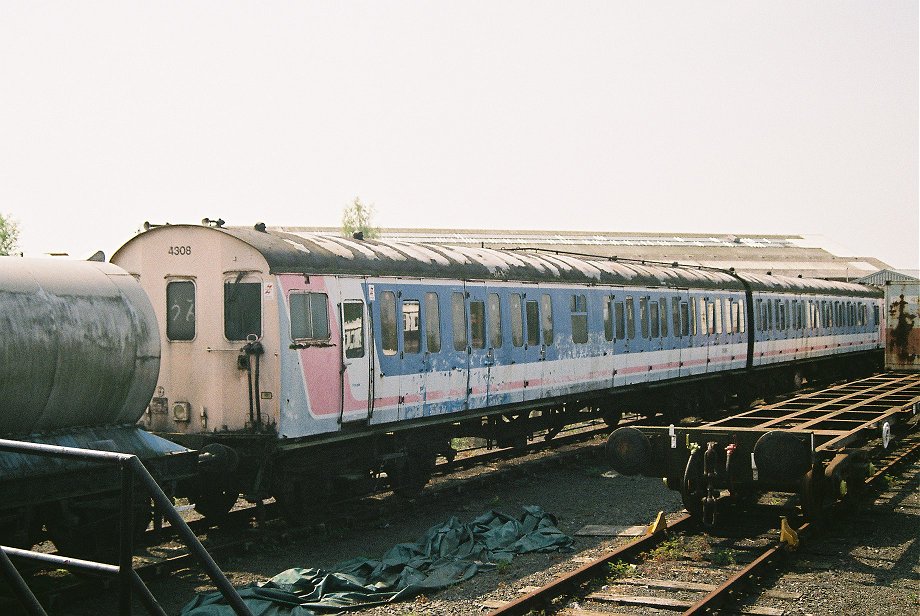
[0,438,253,616]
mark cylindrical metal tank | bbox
[0,257,160,434]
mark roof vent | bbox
[202,218,225,228]
[255,222,267,233]
[352,231,364,240]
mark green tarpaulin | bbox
[181,505,574,616]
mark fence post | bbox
[120,460,135,615]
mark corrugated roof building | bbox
[855,269,920,287]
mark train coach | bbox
[110,222,884,520]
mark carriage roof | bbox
[121,225,882,298]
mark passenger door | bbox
[485,288,514,407]
[339,297,371,423]
[398,290,426,420]
[522,290,547,401]
[464,282,491,411]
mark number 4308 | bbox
[169,246,191,256]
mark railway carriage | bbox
[111,223,883,519]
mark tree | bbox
[0,213,20,256]
[341,197,380,239]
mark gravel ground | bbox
[52,440,682,615]
[759,458,920,616]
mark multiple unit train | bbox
[105,223,884,519]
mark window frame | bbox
[341,300,366,359]
[224,278,263,342]
[425,292,441,353]
[166,279,196,342]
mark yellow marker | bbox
[647,511,666,535]
[779,516,799,550]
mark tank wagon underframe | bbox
[608,372,920,525]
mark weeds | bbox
[709,548,736,566]
[606,560,636,580]
[645,535,711,562]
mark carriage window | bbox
[723,298,732,333]
[709,300,719,334]
[625,296,636,339]
[402,300,421,354]
[526,300,540,346]
[873,304,879,327]
[488,293,502,348]
[671,297,681,337]
[680,302,690,337]
[541,294,554,346]
[452,292,468,351]
[699,297,709,334]
[510,293,524,347]
[604,298,613,341]
[167,281,195,341]
[659,298,668,338]
[290,291,329,341]
[649,300,660,338]
[639,297,650,338]
[470,300,486,349]
[225,281,262,341]
[380,291,398,355]
[615,301,626,340]
[425,292,441,353]
[571,294,588,344]
[689,298,697,336]
[342,301,365,359]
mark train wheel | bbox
[194,481,240,522]
[272,477,330,525]
[602,407,623,428]
[799,468,825,522]
[194,443,241,522]
[390,448,437,499]
[680,448,705,519]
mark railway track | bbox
[486,430,920,616]
[10,383,836,612]
[26,416,631,610]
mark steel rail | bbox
[486,514,693,616]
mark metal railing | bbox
[0,438,253,616]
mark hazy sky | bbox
[1,2,917,268]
